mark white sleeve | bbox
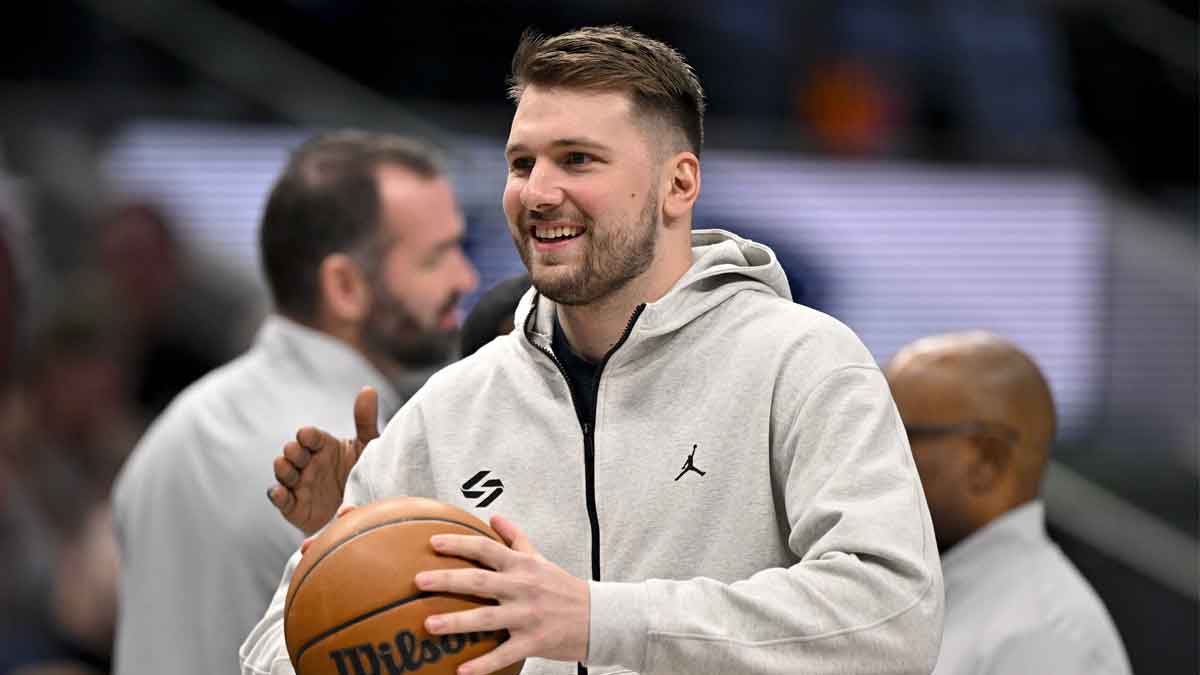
[982,626,1132,675]
[586,365,944,674]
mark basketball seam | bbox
[293,589,434,668]
[285,516,496,667]
[290,517,494,606]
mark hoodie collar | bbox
[517,229,790,355]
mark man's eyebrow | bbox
[505,138,610,156]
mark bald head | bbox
[889,331,1056,470]
[886,331,1056,549]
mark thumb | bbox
[353,386,380,448]
[490,514,536,554]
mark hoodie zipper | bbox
[527,302,647,675]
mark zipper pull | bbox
[583,422,591,436]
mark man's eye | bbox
[510,157,534,172]
[564,152,592,166]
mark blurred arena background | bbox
[0,1,1195,673]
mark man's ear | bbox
[318,253,371,323]
[662,151,700,223]
[965,433,1013,495]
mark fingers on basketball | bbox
[283,497,525,675]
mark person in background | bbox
[885,331,1131,674]
[2,277,136,674]
[111,131,477,675]
[97,201,256,417]
[460,272,531,358]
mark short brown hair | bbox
[260,130,444,322]
[507,26,706,155]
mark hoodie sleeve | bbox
[586,364,944,674]
[239,401,434,675]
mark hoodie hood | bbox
[515,229,792,349]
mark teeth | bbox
[537,226,581,240]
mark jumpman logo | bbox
[674,444,706,481]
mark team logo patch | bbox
[461,470,504,507]
[675,444,706,481]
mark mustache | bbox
[521,209,591,228]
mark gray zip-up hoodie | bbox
[241,229,943,675]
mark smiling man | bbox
[246,28,942,675]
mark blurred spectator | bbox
[111,131,477,675]
[97,201,257,417]
[885,331,1131,674]
[50,503,119,669]
[21,278,141,515]
[0,213,52,671]
[1,274,141,674]
[460,273,530,358]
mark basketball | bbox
[283,496,524,675]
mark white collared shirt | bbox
[113,315,404,675]
[935,500,1132,674]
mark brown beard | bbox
[361,273,460,368]
[513,184,659,306]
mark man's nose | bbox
[521,161,564,212]
[456,251,479,294]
